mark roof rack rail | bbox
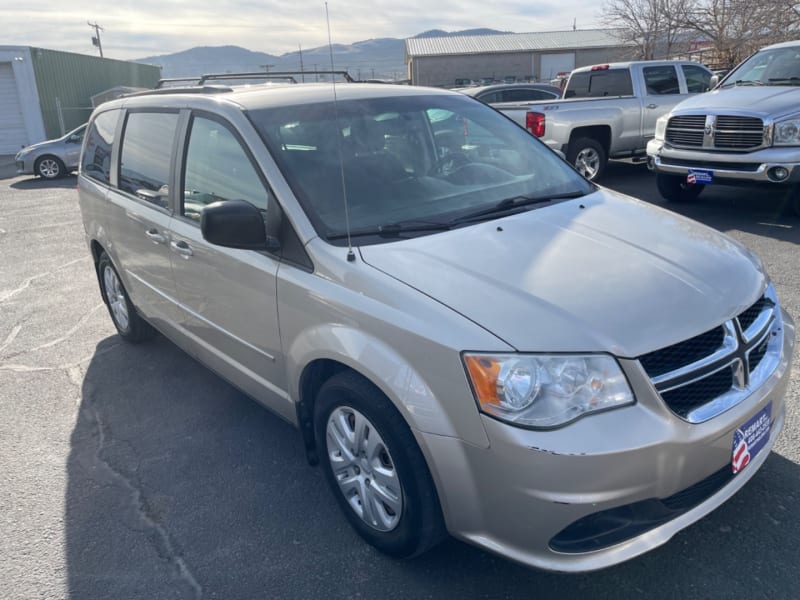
[154,70,356,89]
[128,85,234,97]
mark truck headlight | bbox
[654,116,668,142]
[773,118,800,146]
[463,353,634,429]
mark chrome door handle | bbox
[646,103,658,109]
[145,228,166,244]
[170,240,194,257]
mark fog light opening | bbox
[768,166,790,182]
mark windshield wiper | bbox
[326,220,452,241]
[449,191,587,224]
[721,79,764,88]
[767,77,800,85]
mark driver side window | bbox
[182,116,270,222]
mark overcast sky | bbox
[5,1,604,60]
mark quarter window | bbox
[643,66,680,95]
[81,110,120,185]
[182,115,270,223]
[119,112,179,208]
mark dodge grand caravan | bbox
[77,81,795,572]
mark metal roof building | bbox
[405,29,636,87]
[0,46,159,154]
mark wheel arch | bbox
[568,126,611,154]
[290,327,466,465]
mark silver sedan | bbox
[15,123,86,179]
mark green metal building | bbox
[0,46,159,154]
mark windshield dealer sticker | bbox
[732,403,771,474]
[687,169,713,185]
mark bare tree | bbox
[602,0,694,59]
[683,0,800,67]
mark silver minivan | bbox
[77,82,795,572]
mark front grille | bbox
[639,326,724,379]
[638,289,780,422]
[665,114,766,151]
[660,367,733,419]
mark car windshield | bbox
[722,46,800,87]
[248,93,593,245]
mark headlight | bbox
[463,353,634,429]
[14,149,30,161]
[654,116,668,142]
[773,118,800,146]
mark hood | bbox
[674,86,800,119]
[18,138,61,154]
[359,190,766,357]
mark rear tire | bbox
[567,137,607,181]
[656,173,704,203]
[314,371,446,559]
[97,252,155,342]
[35,156,65,179]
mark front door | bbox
[640,65,688,144]
[168,112,289,417]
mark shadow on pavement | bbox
[66,333,800,599]
[10,175,77,191]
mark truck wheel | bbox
[567,138,607,181]
[656,173,704,203]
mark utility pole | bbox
[298,44,305,82]
[87,21,104,57]
[260,63,275,73]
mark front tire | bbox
[97,253,155,342]
[314,371,445,559]
[35,156,65,179]
[567,137,607,181]
[656,173,704,202]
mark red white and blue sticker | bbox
[732,403,772,474]
[687,169,714,185]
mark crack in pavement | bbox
[0,325,22,354]
[0,256,90,303]
[82,376,203,599]
[0,340,123,374]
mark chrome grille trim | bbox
[665,114,767,151]
[639,285,783,423]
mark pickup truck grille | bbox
[638,289,781,423]
[665,115,766,151]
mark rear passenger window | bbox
[181,115,270,223]
[643,66,680,94]
[119,112,179,209]
[81,110,119,185]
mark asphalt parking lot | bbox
[1,163,798,599]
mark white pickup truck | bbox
[495,61,713,180]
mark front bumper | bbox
[420,309,794,572]
[15,159,32,175]
[647,139,800,184]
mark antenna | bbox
[325,2,355,262]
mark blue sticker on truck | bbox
[732,402,771,474]
[687,169,713,185]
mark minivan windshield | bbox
[722,46,800,87]
[249,94,593,244]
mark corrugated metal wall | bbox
[29,48,159,138]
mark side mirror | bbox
[201,199,279,251]
[709,75,720,89]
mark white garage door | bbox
[0,62,29,154]
[540,53,576,81]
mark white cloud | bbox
[3,1,603,59]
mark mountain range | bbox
[138,29,509,81]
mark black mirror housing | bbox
[201,199,274,250]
